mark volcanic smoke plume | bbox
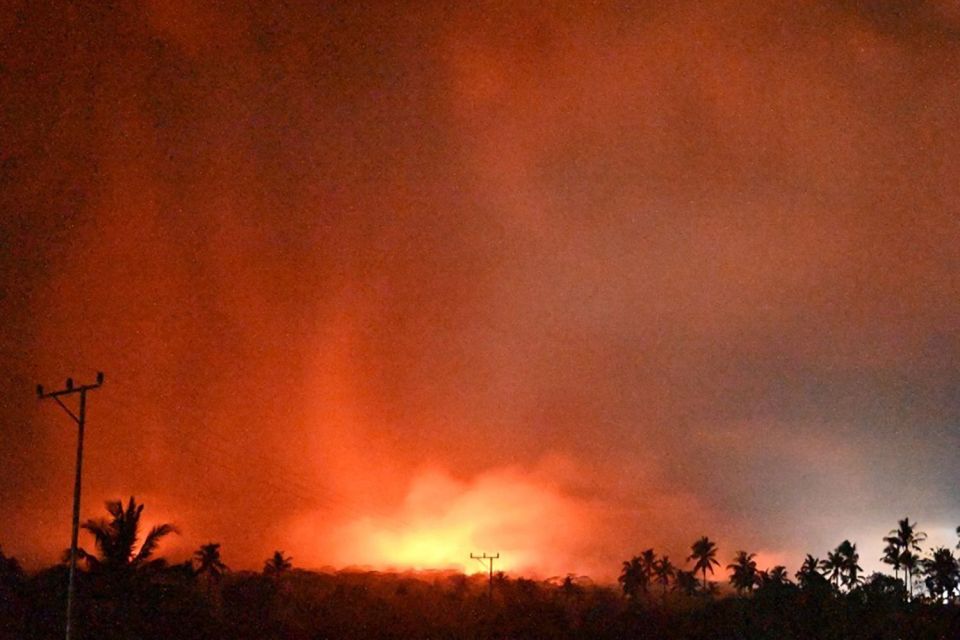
[1,1,958,579]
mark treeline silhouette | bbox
[0,498,958,639]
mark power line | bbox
[37,371,104,640]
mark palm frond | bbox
[133,523,177,566]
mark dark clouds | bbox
[1,1,958,577]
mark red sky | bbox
[1,1,959,580]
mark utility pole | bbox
[37,371,104,640]
[470,552,500,602]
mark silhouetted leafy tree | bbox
[674,569,700,596]
[194,542,228,580]
[727,551,758,596]
[688,536,720,593]
[653,556,675,597]
[889,517,925,598]
[820,550,843,589]
[80,497,176,575]
[760,565,790,587]
[922,547,959,603]
[836,540,863,590]
[795,554,826,590]
[639,548,657,593]
[618,556,645,599]
[881,537,902,584]
[263,550,292,576]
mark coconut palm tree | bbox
[901,549,921,600]
[688,536,720,592]
[881,538,902,583]
[80,497,176,575]
[727,551,758,596]
[889,518,926,598]
[796,554,825,589]
[820,551,843,589]
[194,542,228,580]
[619,556,646,598]
[653,556,675,597]
[263,550,292,576]
[922,547,959,604]
[761,565,791,587]
[836,540,863,590]
[639,548,657,593]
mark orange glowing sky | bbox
[1,1,959,581]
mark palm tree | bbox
[836,540,863,590]
[653,556,675,597]
[796,553,826,589]
[194,542,228,580]
[639,548,657,592]
[688,536,720,593]
[901,549,920,600]
[674,569,700,596]
[727,551,758,596]
[889,517,926,598]
[80,497,176,575]
[619,556,646,599]
[263,550,292,576]
[922,547,959,603]
[820,551,843,589]
[762,565,791,586]
[881,538,902,583]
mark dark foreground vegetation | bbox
[1,499,958,640]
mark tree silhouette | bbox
[263,550,292,576]
[759,565,791,587]
[687,536,720,592]
[194,542,228,581]
[901,549,921,600]
[881,538,902,584]
[835,540,863,590]
[922,547,959,603]
[0,545,23,581]
[618,556,646,599]
[820,551,843,589]
[80,497,176,575]
[639,548,657,594]
[889,518,926,599]
[727,551,758,596]
[559,574,582,599]
[796,555,827,590]
[653,556,675,597]
[674,569,700,596]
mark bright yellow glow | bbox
[373,524,476,570]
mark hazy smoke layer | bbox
[1,1,958,579]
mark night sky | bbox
[1,1,958,580]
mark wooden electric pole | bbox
[470,552,500,602]
[37,372,104,640]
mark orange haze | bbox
[1,1,959,582]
